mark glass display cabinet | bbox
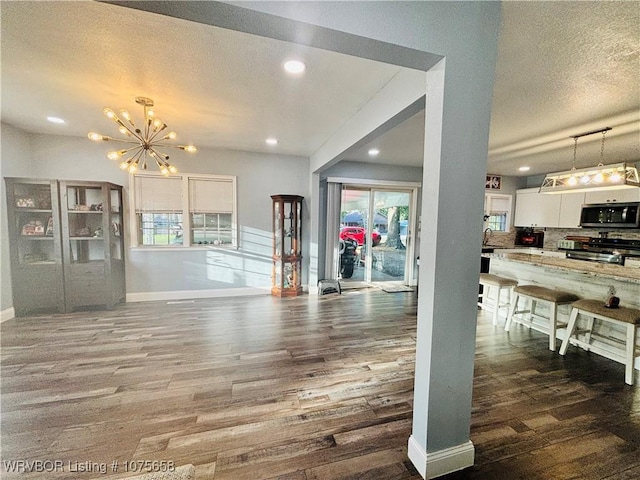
[4,178,64,316]
[4,178,125,316]
[271,194,303,297]
[60,180,125,312]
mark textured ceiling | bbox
[1,1,638,177]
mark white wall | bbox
[2,129,311,304]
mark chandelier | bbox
[540,127,639,194]
[88,97,196,175]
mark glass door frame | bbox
[329,177,420,286]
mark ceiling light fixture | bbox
[283,60,306,75]
[265,138,278,145]
[518,166,531,172]
[368,148,380,156]
[47,116,66,124]
[88,97,196,175]
[539,127,639,194]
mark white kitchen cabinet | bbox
[584,189,640,204]
[514,188,560,227]
[557,192,585,228]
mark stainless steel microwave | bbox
[580,202,640,228]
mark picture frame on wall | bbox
[485,175,502,190]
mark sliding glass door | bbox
[339,186,414,286]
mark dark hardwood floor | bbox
[1,289,639,479]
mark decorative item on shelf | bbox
[45,217,54,236]
[74,204,91,211]
[21,220,45,236]
[605,286,620,309]
[540,127,640,194]
[88,96,197,175]
[90,203,103,211]
[111,222,121,236]
[93,227,103,238]
[16,196,35,208]
[75,227,91,237]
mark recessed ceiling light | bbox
[283,60,306,75]
[266,138,278,145]
[368,148,380,156]
[518,166,531,172]
[47,116,65,124]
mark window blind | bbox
[189,178,233,213]
[134,176,182,212]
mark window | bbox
[132,173,237,248]
[484,193,512,233]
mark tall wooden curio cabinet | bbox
[271,194,303,297]
[4,178,125,316]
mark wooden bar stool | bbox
[478,273,517,326]
[505,285,579,351]
[559,299,640,385]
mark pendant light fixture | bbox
[88,97,196,175]
[539,127,639,194]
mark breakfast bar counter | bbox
[485,251,640,373]
[487,251,640,285]
[485,252,639,309]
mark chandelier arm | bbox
[102,137,144,145]
[148,124,168,143]
[108,112,144,142]
[154,142,196,151]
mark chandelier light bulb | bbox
[181,145,197,153]
[610,171,622,182]
[594,172,604,183]
[88,132,108,141]
[107,150,125,160]
[580,174,591,184]
[567,175,578,186]
[103,108,116,119]
[169,165,178,174]
[164,132,177,140]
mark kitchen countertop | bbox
[485,252,640,284]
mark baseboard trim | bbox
[126,287,271,303]
[408,435,474,479]
[1,307,15,323]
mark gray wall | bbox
[1,127,310,305]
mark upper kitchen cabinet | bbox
[515,188,591,228]
[514,188,560,227]
[557,192,586,228]
[584,189,640,204]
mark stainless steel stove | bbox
[561,237,640,265]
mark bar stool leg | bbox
[505,292,519,331]
[492,286,500,325]
[625,324,637,386]
[560,307,579,355]
[549,302,558,351]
